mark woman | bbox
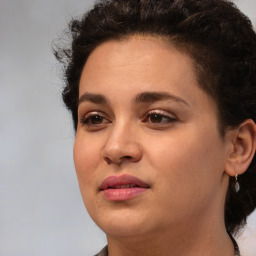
[55,0,256,255]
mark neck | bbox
[107,222,235,256]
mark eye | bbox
[80,112,110,127]
[143,110,177,124]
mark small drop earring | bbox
[235,174,240,193]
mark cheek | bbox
[147,127,225,188]
[73,136,100,186]
[73,136,103,215]
[145,129,226,219]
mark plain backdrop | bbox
[0,0,255,255]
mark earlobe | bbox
[225,119,256,177]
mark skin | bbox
[74,36,238,256]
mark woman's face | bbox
[74,36,231,239]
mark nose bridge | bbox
[109,118,131,144]
[101,118,142,164]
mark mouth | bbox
[100,174,150,201]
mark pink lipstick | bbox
[100,174,150,201]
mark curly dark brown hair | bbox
[54,0,256,235]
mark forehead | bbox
[79,36,199,96]
[86,36,180,66]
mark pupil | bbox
[91,115,103,124]
[150,114,162,123]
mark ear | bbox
[225,119,256,177]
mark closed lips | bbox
[108,184,140,189]
[100,174,150,191]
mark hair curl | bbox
[54,0,256,235]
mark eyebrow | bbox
[78,93,108,105]
[133,91,189,106]
[78,91,188,106]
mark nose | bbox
[101,123,142,165]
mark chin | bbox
[90,206,155,238]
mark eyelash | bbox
[142,110,177,124]
[80,112,110,127]
[80,110,177,128]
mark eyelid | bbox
[148,109,176,116]
[84,111,104,117]
[146,109,177,119]
[82,111,104,119]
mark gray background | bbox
[0,0,255,255]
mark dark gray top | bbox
[94,246,108,256]
[94,240,240,256]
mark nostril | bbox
[104,157,112,165]
[103,155,133,165]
